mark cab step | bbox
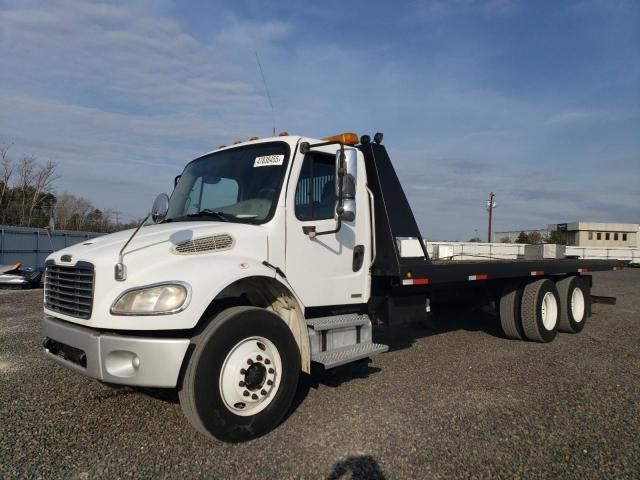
[306,313,369,331]
[311,342,389,369]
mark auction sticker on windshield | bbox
[254,155,284,167]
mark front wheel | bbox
[179,306,300,442]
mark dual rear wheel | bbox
[500,276,589,343]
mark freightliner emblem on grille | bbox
[61,254,72,262]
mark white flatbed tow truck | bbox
[42,132,624,441]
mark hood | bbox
[47,221,268,267]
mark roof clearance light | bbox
[218,145,227,149]
[233,140,242,145]
[278,131,289,136]
[323,132,359,146]
[249,136,259,141]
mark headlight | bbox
[111,283,190,315]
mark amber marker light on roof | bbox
[233,140,242,145]
[218,145,226,149]
[249,136,259,141]
[323,132,359,145]
[278,131,289,136]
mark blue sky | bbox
[1,0,638,239]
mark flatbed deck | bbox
[396,258,625,286]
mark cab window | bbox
[294,153,336,221]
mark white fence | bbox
[426,241,640,263]
[565,246,639,262]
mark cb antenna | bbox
[255,51,276,136]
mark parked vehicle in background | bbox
[0,263,41,288]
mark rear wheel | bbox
[179,306,300,442]
[556,276,590,333]
[521,279,560,343]
[499,280,525,340]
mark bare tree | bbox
[55,192,76,229]
[1,141,131,231]
[528,231,543,245]
[27,159,59,226]
[69,196,93,230]
[102,208,114,232]
[15,155,37,225]
[0,145,13,224]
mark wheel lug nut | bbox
[243,391,249,397]
[247,359,253,365]
[268,368,274,374]
[256,355,263,361]
[240,368,246,374]
[251,393,258,400]
[239,381,245,387]
[264,358,271,365]
[261,389,267,396]
[267,380,273,386]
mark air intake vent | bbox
[172,234,234,255]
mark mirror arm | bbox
[114,213,151,281]
[299,139,344,154]
[304,143,347,238]
[307,214,343,238]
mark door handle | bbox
[353,245,365,271]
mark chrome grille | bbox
[173,234,234,254]
[44,263,95,319]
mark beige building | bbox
[548,222,639,247]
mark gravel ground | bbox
[1,270,639,479]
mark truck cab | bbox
[42,132,388,442]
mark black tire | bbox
[499,280,525,340]
[179,306,300,442]
[556,276,590,333]
[521,279,560,343]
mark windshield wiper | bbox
[186,209,232,222]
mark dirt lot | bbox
[1,270,639,479]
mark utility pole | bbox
[486,192,496,243]
[114,210,122,227]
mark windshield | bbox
[166,142,289,224]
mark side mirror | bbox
[335,148,357,221]
[335,148,357,199]
[151,193,170,223]
[174,175,182,188]
[301,145,358,238]
[341,199,356,222]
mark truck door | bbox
[285,145,371,308]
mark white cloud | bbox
[544,111,594,125]
[0,0,288,110]
[0,0,295,215]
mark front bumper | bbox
[42,316,190,388]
